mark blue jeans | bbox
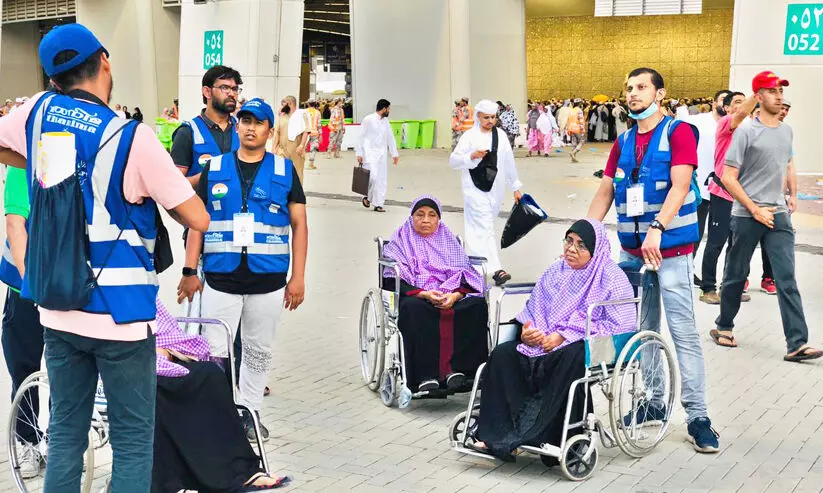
[43,327,156,493]
[620,251,709,424]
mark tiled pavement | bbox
[1,148,822,492]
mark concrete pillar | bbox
[729,0,818,172]
[350,0,526,148]
[76,0,180,122]
[0,21,42,102]
[177,0,304,123]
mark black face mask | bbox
[281,105,291,115]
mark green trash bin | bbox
[402,120,420,149]
[417,119,436,149]
[320,118,330,127]
[159,120,181,152]
[344,118,353,125]
[389,120,404,150]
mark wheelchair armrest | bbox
[584,297,640,339]
[468,255,487,264]
[501,282,536,295]
[378,256,397,266]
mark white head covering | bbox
[473,99,498,129]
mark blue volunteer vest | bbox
[203,152,292,274]
[181,115,239,177]
[24,92,158,324]
[0,240,22,291]
[613,116,700,250]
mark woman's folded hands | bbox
[521,321,565,352]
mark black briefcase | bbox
[352,164,370,195]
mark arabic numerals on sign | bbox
[203,30,225,69]
[785,4,823,54]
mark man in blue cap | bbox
[177,98,308,441]
[0,23,209,491]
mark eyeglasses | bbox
[562,236,588,253]
[212,84,242,96]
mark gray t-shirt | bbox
[724,119,793,217]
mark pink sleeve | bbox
[123,124,195,209]
[0,93,45,156]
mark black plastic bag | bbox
[24,174,96,309]
[501,193,547,249]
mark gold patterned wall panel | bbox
[526,10,733,100]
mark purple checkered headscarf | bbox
[155,298,212,377]
[516,219,635,357]
[383,195,484,294]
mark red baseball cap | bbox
[752,71,789,93]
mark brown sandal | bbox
[710,329,738,348]
[784,346,823,362]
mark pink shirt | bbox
[0,93,195,341]
[708,115,734,202]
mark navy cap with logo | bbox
[39,23,109,78]
[237,98,275,127]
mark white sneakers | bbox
[18,441,44,479]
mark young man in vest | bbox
[171,65,243,185]
[1,165,46,478]
[177,98,308,440]
[713,71,820,362]
[588,67,719,453]
[0,23,209,491]
[567,100,585,162]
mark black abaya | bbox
[397,294,488,391]
[152,361,263,493]
[476,340,591,463]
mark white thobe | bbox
[450,127,523,273]
[355,113,398,208]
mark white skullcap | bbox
[473,99,498,128]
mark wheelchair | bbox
[359,236,488,408]
[450,265,680,481]
[7,317,269,493]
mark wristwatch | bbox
[182,267,198,277]
[650,219,666,233]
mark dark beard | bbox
[716,106,727,117]
[213,97,236,114]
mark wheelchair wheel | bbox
[359,289,386,391]
[608,330,678,458]
[7,372,96,493]
[448,410,479,446]
[560,435,598,481]
[378,369,397,407]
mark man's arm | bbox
[6,215,27,277]
[0,149,26,169]
[387,120,399,159]
[587,177,615,221]
[730,94,757,131]
[170,125,194,176]
[655,165,693,227]
[167,195,209,232]
[721,166,765,219]
[285,202,307,310]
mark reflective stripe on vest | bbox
[25,92,158,324]
[0,241,22,290]
[203,152,292,275]
[613,116,699,250]
[461,106,474,131]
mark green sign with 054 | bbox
[203,30,224,69]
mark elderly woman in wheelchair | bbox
[360,196,489,407]
[152,300,291,492]
[451,219,678,481]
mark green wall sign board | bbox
[203,30,224,69]
[785,4,823,55]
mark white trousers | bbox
[363,158,387,207]
[200,283,285,411]
[463,194,502,273]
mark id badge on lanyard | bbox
[626,184,644,217]
[233,213,255,247]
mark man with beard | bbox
[273,95,309,183]
[712,71,821,362]
[356,99,399,213]
[588,67,719,453]
[171,65,243,186]
[0,23,209,490]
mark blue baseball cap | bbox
[39,24,108,78]
[237,98,275,127]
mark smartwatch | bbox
[182,267,198,277]
[650,219,666,233]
